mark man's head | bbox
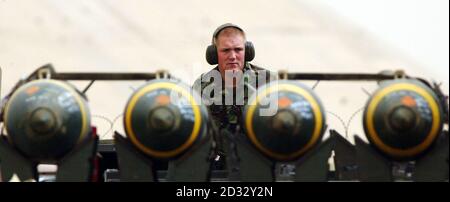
[205,23,255,77]
[214,27,246,76]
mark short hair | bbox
[213,27,246,45]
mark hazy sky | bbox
[313,0,449,84]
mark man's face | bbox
[216,33,245,77]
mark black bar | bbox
[281,73,399,81]
[52,73,164,80]
[52,72,397,81]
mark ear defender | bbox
[205,23,255,65]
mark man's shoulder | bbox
[247,63,267,71]
[246,63,278,81]
[193,66,220,91]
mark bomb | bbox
[243,80,326,161]
[123,79,208,159]
[3,79,91,162]
[363,79,444,159]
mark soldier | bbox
[193,23,277,171]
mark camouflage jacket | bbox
[193,63,277,132]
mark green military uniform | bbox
[193,63,277,170]
[193,63,276,131]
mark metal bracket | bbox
[393,69,406,79]
[155,70,170,79]
[278,70,288,80]
[38,68,52,79]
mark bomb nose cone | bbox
[149,107,176,132]
[272,110,298,135]
[30,108,57,135]
[389,106,416,132]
